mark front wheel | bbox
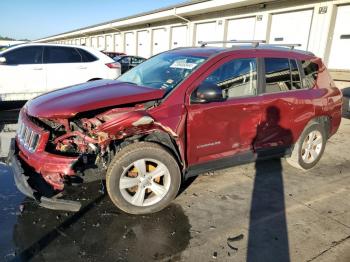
[106,142,181,215]
[287,122,326,170]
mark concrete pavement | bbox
[0,115,349,261]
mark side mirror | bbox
[192,82,224,103]
[0,57,6,64]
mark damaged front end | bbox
[9,101,179,211]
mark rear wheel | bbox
[106,142,181,215]
[287,122,326,170]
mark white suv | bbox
[0,43,121,102]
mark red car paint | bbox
[26,80,165,118]
[15,47,342,191]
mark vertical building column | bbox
[254,12,270,41]
[188,21,195,46]
[308,1,335,61]
[217,19,225,44]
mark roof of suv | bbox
[2,42,97,52]
[0,42,114,62]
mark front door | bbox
[186,57,263,167]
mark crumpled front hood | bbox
[26,80,165,119]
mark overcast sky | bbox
[0,0,185,40]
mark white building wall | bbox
[40,0,350,72]
[0,40,26,46]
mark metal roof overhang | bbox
[35,0,275,42]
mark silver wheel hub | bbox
[119,158,171,207]
[301,130,323,164]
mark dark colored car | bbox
[8,42,342,215]
[102,51,126,58]
[114,55,146,74]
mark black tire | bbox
[106,142,181,215]
[287,121,326,170]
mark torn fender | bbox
[95,111,178,140]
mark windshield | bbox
[118,52,207,92]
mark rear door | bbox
[254,57,307,156]
[0,45,45,101]
[186,56,263,166]
[44,46,89,91]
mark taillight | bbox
[105,62,120,69]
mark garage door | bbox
[125,32,136,55]
[226,17,256,42]
[328,5,350,70]
[152,28,168,55]
[195,22,218,46]
[114,34,122,52]
[137,30,151,58]
[98,36,105,50]
[171,26,188,49]
[269,10,313,50]
[91,37,97,48]
[106,35,113,51]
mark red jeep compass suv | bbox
[8,41,342,214]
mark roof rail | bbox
[261,43,302,50]
[199,40,302,50]
[199,40,266,48]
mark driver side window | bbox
[204,58,257,99]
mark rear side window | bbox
[44,46,82,63]
[264,58,303,93]
[77,48,98,62]
[204,58,257,99]
[131,57,145,64]
[3,46,43,65]
[301,60,319,89]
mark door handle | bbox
[78,66,87,69]
[32,67,43,70]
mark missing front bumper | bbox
[8,139,82,212]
